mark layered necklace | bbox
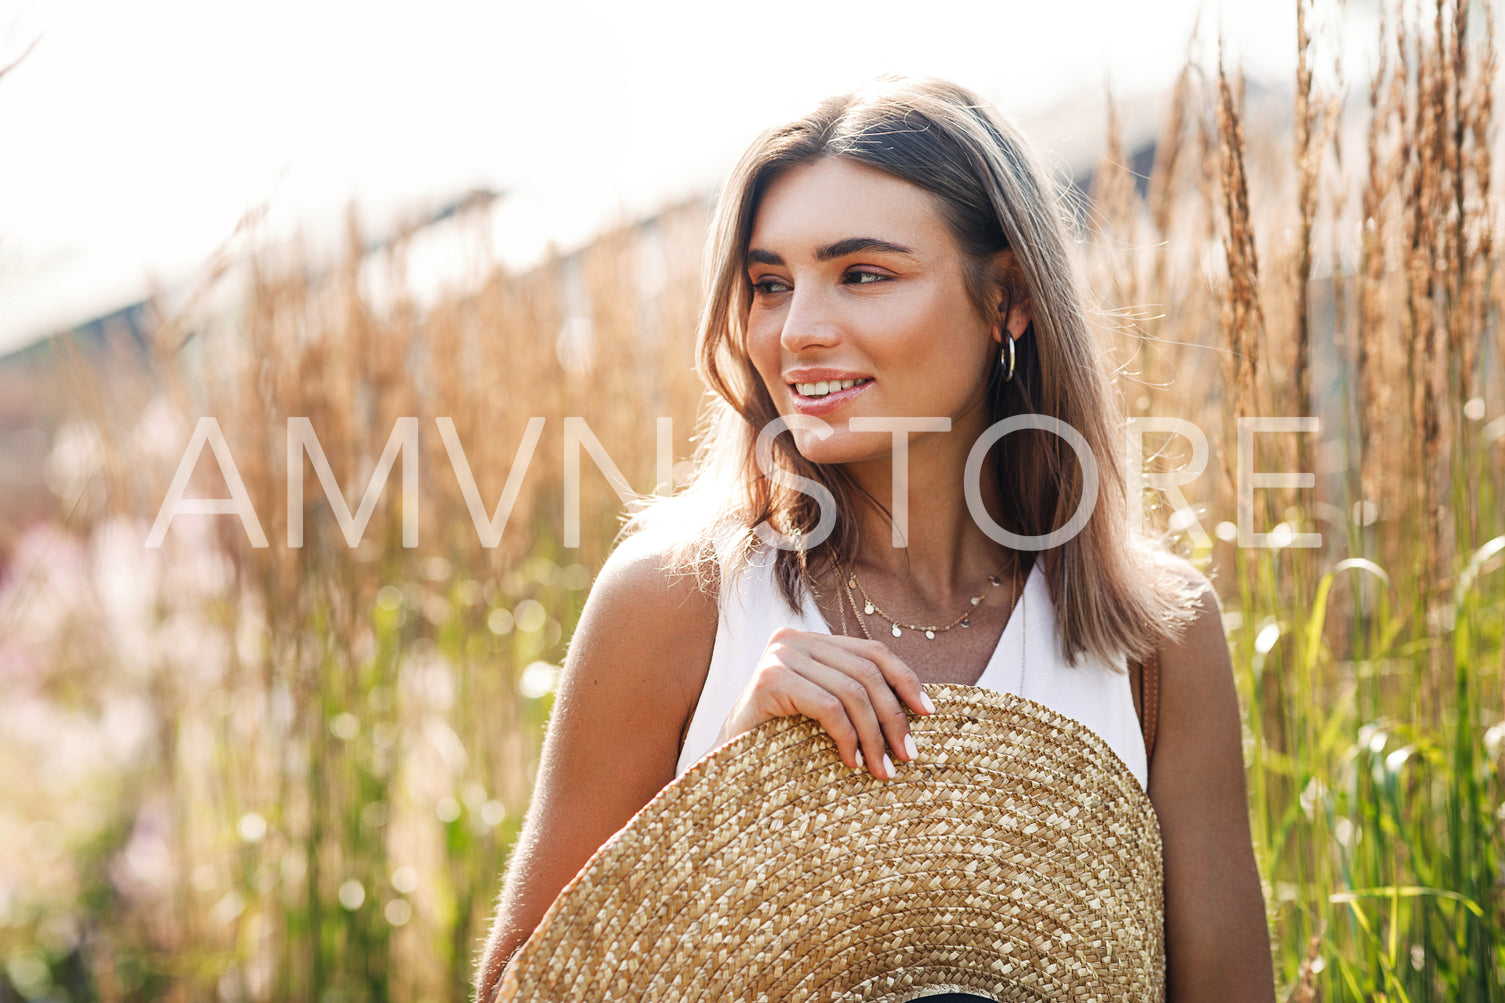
[802,552,1028,694]
[845,565,1010,640]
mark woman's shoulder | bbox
[1153,554,1221,639]
[1148,556,1234,749]
[552,530,724,772]
[593,526,720,607]
[574,529,722,671]
[1131,543,1221,641]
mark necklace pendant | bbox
[925,629,936,640]
[990,574,1003,587]
[864,601,875,615]
[960,615,971,628]
[970,595,981,606]
[847,574,857,590]
[891,624,902,638]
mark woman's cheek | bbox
[746,329,783,398]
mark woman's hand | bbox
[715,628,935,779]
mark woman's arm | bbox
[473,533,719,1002]
[1152,572,1277,1001]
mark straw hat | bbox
[497,684,1164,1002]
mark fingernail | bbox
[881,754,894,779]
[855,749,865,770]
[903,733,917,760]
[919,691,936,714]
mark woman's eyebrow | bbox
[816,237,915,261]
[745,237,917,269]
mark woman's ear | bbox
[989,249,1033,345]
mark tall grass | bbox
[1118,1,1504,997]
[0,1,1501,999]
[0,200,709,1002]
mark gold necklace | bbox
[824,557,869,640]
[798,548,849,637]
[828,558,1028,695]
[846,564,1011,640]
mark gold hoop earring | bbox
[1001,335,1016,382]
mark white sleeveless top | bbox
[675,548,1150,792]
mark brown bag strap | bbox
[1137,649,1161,766]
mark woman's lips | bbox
[787,378,873,416]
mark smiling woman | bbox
[744,158,1006,467]
[475,75,1276,1001]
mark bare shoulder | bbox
[1161,558,1225,661]
[1152,558,1234,783]
[551,529,722,783]
[572,530,720,700]
[588,528,720,612]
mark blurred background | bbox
[1,0,1502,1000]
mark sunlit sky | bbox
[0,0,1368,355]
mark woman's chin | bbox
[790,435,891,469]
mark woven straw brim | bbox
[498,684,1164,1002]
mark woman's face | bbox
[745,157,1005,469]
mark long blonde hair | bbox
[633,75,1196,666]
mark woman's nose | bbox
[778,286,842,354]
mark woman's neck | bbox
[838,439,1013,600]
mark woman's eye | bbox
[845,270,887,285]
[752,277,790,295]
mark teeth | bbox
[795,378,868,398]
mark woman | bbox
[476,76,1275,1000]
